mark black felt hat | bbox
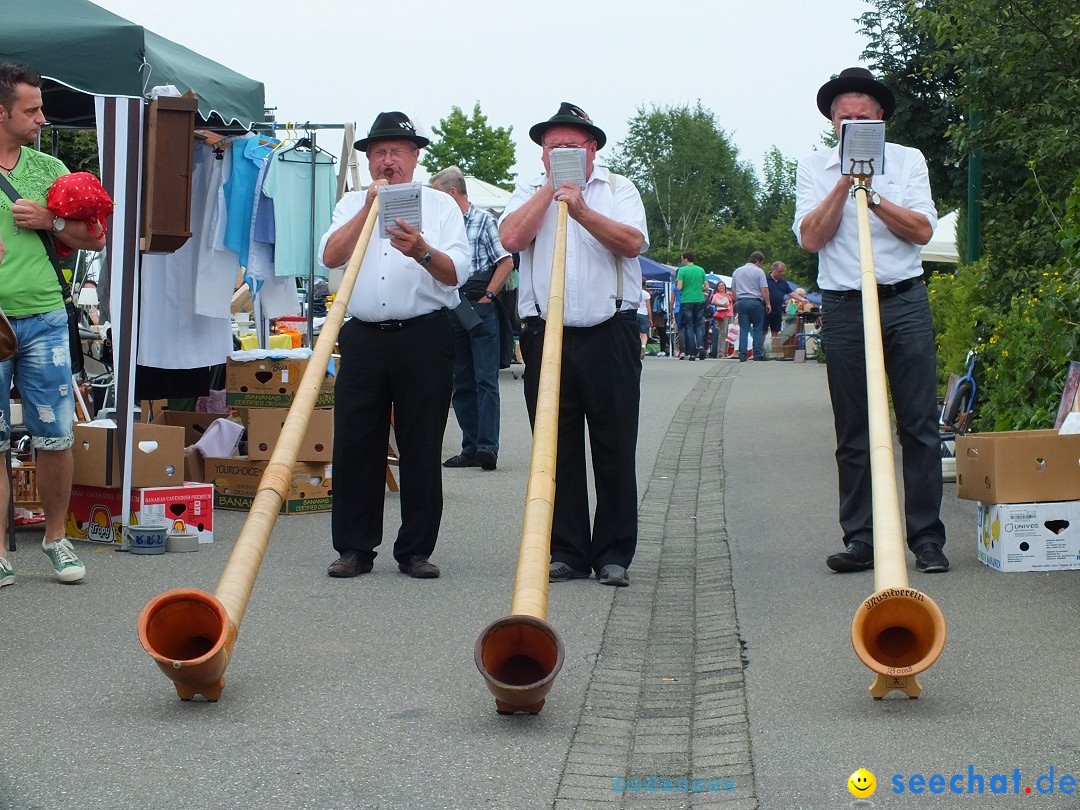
[529,102,607,150]
[354,111,429,152]
[816,67,896,120]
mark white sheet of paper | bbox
[378,182,423,238]
[549,148,587,189]
[840,120,886,177]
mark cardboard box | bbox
[956,430,1080,504]
[151,410,237,447]
[72,423,186,489]
[976,500,1079,572]
[204,456,332,513]
[242,407,333,463]
[225,356,335,409]
[66,482,214,545]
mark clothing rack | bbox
[249,121,353,346]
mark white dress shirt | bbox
[319,185,470,321]
[504,166,649,328]
[793,143,937,290]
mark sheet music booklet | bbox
[549,148,587,189]
[840,120,886,177]
[378,182,423,238]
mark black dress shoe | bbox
[327,552,372,578]
[398,555,440,578]
[444,454,478,468]
[476,449,497,470]
[826,540,874,572]
[914,543,950,573]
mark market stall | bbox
[3,0,266,519]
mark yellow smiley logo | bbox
[847,768,876,797]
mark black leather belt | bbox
[355,310,446,331]
[821,277,923,300]
[523,310,636,333]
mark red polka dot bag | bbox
[46,172,114,258]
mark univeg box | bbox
[204,456,332,513]
[976,500,1079,572]
[956,430,1080,504]
[225,357,335,409]
[72,423,185,489]
[66,482,214,545]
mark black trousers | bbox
[520,311,641,573]
[819,281,946,550]
[331,313,454,564]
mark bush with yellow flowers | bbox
[930,176,1080,431]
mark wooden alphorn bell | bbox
[138,198,381,701]
[474,202,569,714]
[846,161,946,699]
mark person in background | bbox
[793,67,948,574]
[765,261,794,342]
[636,280,652,358]
[779,286,809,347]
[730,251,771,362]
[0,63,106,590]
[500,102,648,588]
[675,251,708,360]
[431,165,513,472]
[708,280,733,358]
[319,111,469,580]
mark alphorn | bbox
[474,202,569,714]
[847,167,946,699]
[137,198,380,701]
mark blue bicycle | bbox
[940,350,978,434]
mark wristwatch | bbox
[51,216,67,234]
[418,250,433,267]
[867,191,882,208]
[482,290,496,301]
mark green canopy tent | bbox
[1,0,266,513]
[2,0,265,129]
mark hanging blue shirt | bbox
[223,134,278,266]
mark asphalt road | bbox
[3,355,1079,810]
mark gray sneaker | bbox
[0,556,13,588]
[598,564,630,587]
[42,538,86,583]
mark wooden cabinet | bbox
[141,93,198,253]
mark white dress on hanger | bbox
[138,143,233,369]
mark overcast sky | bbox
[90,0,871,184]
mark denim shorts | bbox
[0,308,75,451]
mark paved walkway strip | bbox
[555,364,759,809]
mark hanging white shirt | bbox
[318,185,469,321]
[504,166,649,328]
[192,142,240,319]
[793,143,937,290]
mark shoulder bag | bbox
[0,172,83,373]
[0,306,16,362]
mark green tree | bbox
[869,0,1080,428]
[41,129,99,175]
[757,146,797,230]
[606,102,759,253]
[420,103,516,188]
[857,0,965,209]
[919,0,1080,280]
